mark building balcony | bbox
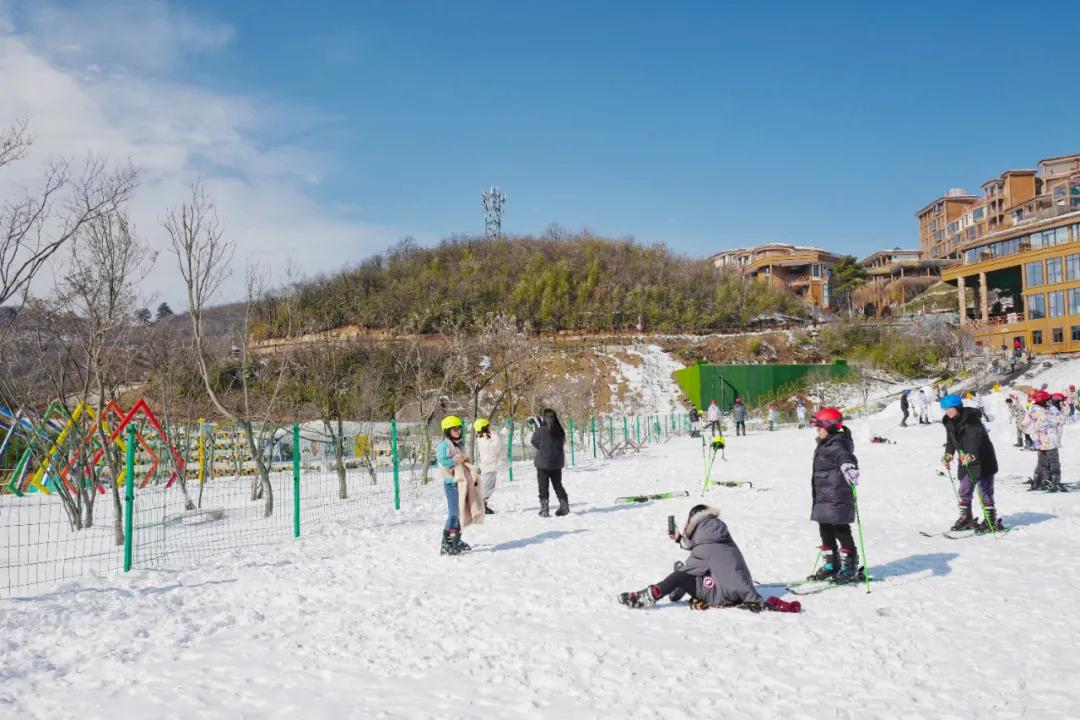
[965,312,1025,331]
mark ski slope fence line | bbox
[0,412,694,597]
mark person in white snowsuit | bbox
[706,400,722,437]
[473,418,508,514]
[796,400,807,429]
[916,387,932,424]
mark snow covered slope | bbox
[3,383,1080,718]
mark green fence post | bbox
[591,416,597,458]
[391,418,401,510]
[608,417,614,446]
[569,418,576,467]
[623,416,628,441]
[506,419,514,481]
[123,425,135,572]
[635,416,640,444]
[292,423,301,537]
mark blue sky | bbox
[3,1,1079,298]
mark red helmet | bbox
[1052,392,1066,401]
[1071,385,1076,391]
[811,407,843,429]
[734,398,743,404]
[1032,390,1052,405]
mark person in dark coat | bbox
[617,505,798,612]
[899,390,910,427]
[940,394,1003,532]
[530,408,568,517]
[808,407,863,583]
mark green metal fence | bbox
[0,412,692,597]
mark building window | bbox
[973,207,985,221]
[1053,327,1064,343]
[1049,290,1065,317]
[1026,261,1044,288]
[1033,329,1043,345]
[811,264,821,278]
[1029,293,1046,319]
[1070,288,1080,315]
[1047,257,1063,285]
[1073,224,1080,241]
[1073,326,1080,342]
[1067,254,1080,281]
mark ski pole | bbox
[973,485,999,537]
[944,463,960,502]
[702,448,717,495]
[851,486,871,594]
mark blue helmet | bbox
[940,393,963,409]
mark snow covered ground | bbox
[4,367,1080,718]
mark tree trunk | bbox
[335,418,348,499]
[241,421,273,517]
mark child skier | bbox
[807,407,864,584]
[796,399,807,429]
[473,418,508,513]
[767,403,779,431]
[618,505,798,612]
[436,416,483,555]
[940,394,1003,532]
[1020,391,1067,492]
[732,398,747,436]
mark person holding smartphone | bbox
[531,408,569,517]
[617,505,796,611]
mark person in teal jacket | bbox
[435,415,472,555]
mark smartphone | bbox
[667,515,676,535]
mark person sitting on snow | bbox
[618,505,797,612]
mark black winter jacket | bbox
[530,424,566,470]
[942,407,998,479]
[810,427,858,525]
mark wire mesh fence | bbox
[0,408,694,597]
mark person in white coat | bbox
[474,418,508,514]
[916,387,932,424]
[706,400,722,437]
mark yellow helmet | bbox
[473,418,490,433]
[711,435,725,449]
[440,415,463,431]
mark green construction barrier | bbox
[675,360,849,411]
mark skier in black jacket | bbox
[940,393,1002,532]
[808,407,864,584]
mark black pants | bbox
[707,420,721,437]
[735,421,745,436]
[818,522,855,557]
[900,408,908,426]
[537,468,568,503]
[656,570,699,599]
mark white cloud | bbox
[0,1,397,304]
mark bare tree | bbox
[166,183,291,517]
[0,122,138,307]
[442,314,541,455]
[393,338,459,484]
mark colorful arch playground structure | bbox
[0,399,185,497]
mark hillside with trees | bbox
[259,234,805,338]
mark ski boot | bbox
[1047,473,1068,493]
[538,499,550,518]
[440,529,460,556]
[951,504,978,531]
[808,547,838,581]
[618,585,660,609]
[833,547,865,585]
[1027,471,1046,491]
[448,527,471,554]
[688,598,710,610]
[974,507,1004,534]
[484,502,495,515]
[555,497,570,517]
[668,561,688,603]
